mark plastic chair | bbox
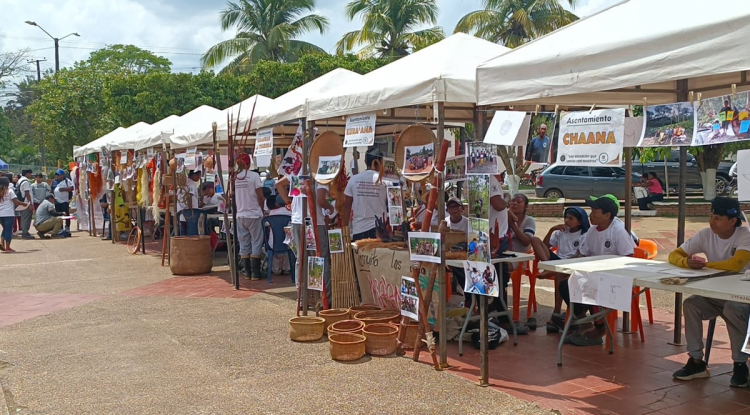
[526,248,560,320]
[262,215,296,284]
[633,246,655,324]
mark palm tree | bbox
[201,0,329,74]
[454,0,578,48]
[336,0,444,59]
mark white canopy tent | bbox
[126,115,181,151]
[73,127,125,157]
[73,122,151,157]
[307,33,510,121]
[167,105,226,149]
[476,0,750,107]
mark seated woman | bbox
[508,194,536,254]
[530,207,590,332]
[636,171,665,211]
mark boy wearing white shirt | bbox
[177,170,202,236]
[670,197,750,387]
[234,154,267,280]
[342,147,387,241]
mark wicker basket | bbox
[169,236,213,276]
[328,333,367,361]
[318,309,350,333]
[348,304,381,318]
[353,309,401,326]
[363,323,399,356]
[328,319,365,336]
[289,316,325,342]
[401,321,422,350]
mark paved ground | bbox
[0,229,546,415]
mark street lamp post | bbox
[24,21,79,171]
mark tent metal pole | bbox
[300,118,312,316]
[671,81,689,346]
[436,102,448,368]
[622,147,633,333]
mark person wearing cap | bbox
[234,153,267,280]
[557,194,635,346]
[34,194,64,238]
[669,197,750,387]
[531,207,590,332]
[177,170,203,236]
[52,169,74,231]
[342,146,388,241]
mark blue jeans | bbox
[178,209,204,236]
[0,216,13,244]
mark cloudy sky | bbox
[1,0,620,77]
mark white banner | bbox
[344,112,376,147]
[254,128,273,157]
[738,150,750,202]
[557,108,625,166]
[484,110,528,146]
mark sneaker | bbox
[21,234,35,240]
[673,358,710,380]
[37,232,50,239]
[731,362,749,388]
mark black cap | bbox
[45,194,55,200]
[585,195,619,218]
[188,170,201,177]
[712,197,743,226]
[447,197,462,207]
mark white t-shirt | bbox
[489,175,508,239]
[17,177,31,202]
[177,180,199,211]
[235,170,263,219]
[416,207,439,227]
[446,216,469,233]
[53,178,73,203]
[291,196,304,225]
[202,194,224,212]
[550,229,584,259]
[680,227,750,272]
[510,215,536,253]
[344,170,387,235]
[0,188,17,217]
[579,219,635,257]
[316,183,332,220]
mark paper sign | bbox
[569,271,599,307]
[557,108,625,166]
[739,149,750,202]
[315,155,342,181]
[119,151,127,165]
[184,147,197,169]
[307,256,324,291]
[408,231,441,263]
[462,260,499,297]
[400,276,420,321]
[484,110,527,145]
[344,112,376,147]
[255,128,273,157]
[569,271,634,312]
[147,147,154,156]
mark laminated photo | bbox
[328,229,344,253]
[463,260,499,297]
[403,143,435,176]
[316,155,342,181]
[307,256,325,291]
[468,218,491,263]
[693,92,750,145]
[466,142,499,175]
[408,232,441,263]
[639,102,694,147]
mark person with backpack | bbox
[17,169,34,239]
[52,169,74,232]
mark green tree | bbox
[2,77,44,166]
[0,49,29,87]
[0,109,12,157]
[201,0,329,74]
[336,0,444,58]
[454,0,578,48]
[85,44,172,74]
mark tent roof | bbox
[72,123,155,157]
[167,105,225,149]
[0,157,8,170]
[476,0,750,106]
[307,33,510,121]
[123,115,181,151]
[254,68,362,128]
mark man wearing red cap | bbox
[234,153,267,280]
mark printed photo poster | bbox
[278,123,304,176]
[556,108,625,167]
[328,229,344,253]
[289,175,305,198]
[316,155,342,182]
[462,261,499,297]
[304,218,317,251]
[693,92,750,145]
[639,102,695,147]
[484,110,527,146]
[400,276,420,321]
[307,256,325,292]
[468,218,491,263]
[525,112,557,163]
[468,175,489,220]
[388,207,404,226]
[284,225,297,257]
[403,143,435,176]
[254,128,273,157]
[387,185,403,208]
[408,231,442,263]
[445,155,466,182]
[738,149,750,202]
[344,112,376,147]
[466,142,499,175]
[383,158,399,181]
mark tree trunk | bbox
[694,144,724,200]
[498,146,520,195]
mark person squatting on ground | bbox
[34,194,65,238]
[669,197,750,388]
[234,154,266,281]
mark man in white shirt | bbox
[670,197,750,387]
[277,176,304,284]
[235,154,267,280]
[52,169,74,231]
[17,169,34,239]
[177,170,203,236]
[342,147,387,241]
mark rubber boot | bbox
[242,258,252,279]
[250,258,262,281]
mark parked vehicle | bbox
[535,164,642,200]
[633,150,733,193]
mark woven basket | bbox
[289,316,325,342]
[309,130,344,185]
[328,333,366,361]
[328,319,365,336]
[348,304,381,319]
[169,236,213,276]
[401,321,422,350]
[363,323,399,356]
[353,309,401,326]
[318,309,350,333]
